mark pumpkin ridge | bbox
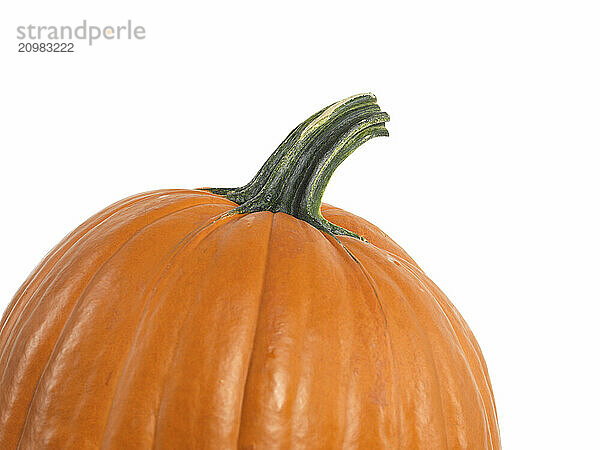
[394,259,494,448]
[408,263,481,447]
[414,269,500,447]
[12,200,235,448]
[374,243,497,426]
[320,207,422,270]
[95,207,240,448]
[146,213,243,448]
[329,236,403,445]
[0,196,229,385]
[0,190,173,363]
[349,240,500,448]
[0,190,215,367]
[134,212,274,447]
[236,214,365,446]
[0,191,188,446]
[334,237,389,331]
[0,190,179,386]
[233,212,274,447]
[345,241,452,448]
[419,274,499,420]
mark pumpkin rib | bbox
[289,235,349,446]
[329,236,402,446]
[454,326,499,431]
[420,278,498,413]
[16,201,237,449]
[396,260,494,449]
[321,207,421,270]
[99,204,242,449]
[95,209,241,449]
[325,248,365,447]
[0,189,193,327]
[12,200,234,449]
[333,236,389,330]
[143,212,246,449]
[379,244,499,442]
[0,195,228,391]
[0,190,172,363]
[236,214,378,447]
[395,285,451,449]
[418,275,500,447]
[96,204,239,448]
[0,189,171,322]
[347,238,457,448]
[324,236,366,446]
[395,263,481,448]
[359,242,493,448]
[0,190,205,371]
[343,240,453,448]
[323,229,390,446]
[0,190,165,392]
[0,192,199,446]
[99,212,273,448]
[100,209,237,447]
[150,213,274,448]
[233,212,275,447]
[243,222,402,446]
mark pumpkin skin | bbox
[0,189,499,449]
[0,95,500,448]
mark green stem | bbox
[208,93,390,240]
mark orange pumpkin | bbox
[0,94,500,449]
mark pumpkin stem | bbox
[207,93,390,240]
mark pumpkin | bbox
[0,94,500,449]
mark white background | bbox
[1,1,599,448]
